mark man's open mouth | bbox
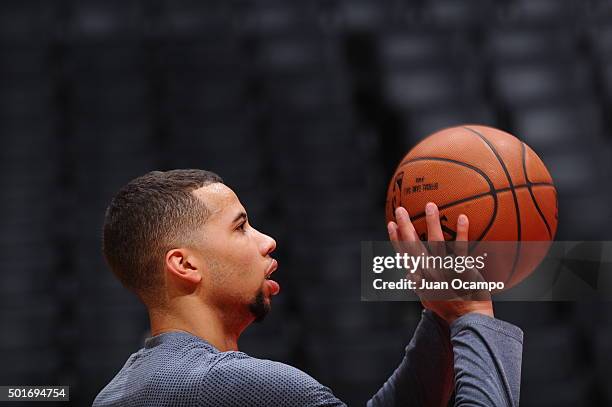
[265,259,278,279]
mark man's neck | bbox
[147,303,250,352]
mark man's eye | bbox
[237,222,246,232]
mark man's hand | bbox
[387,203,494,324]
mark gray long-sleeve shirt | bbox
[93,310,523,406]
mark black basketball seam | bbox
[462,126,522,239]
[405,183,556,222]
[396,157,555,240]
[462,126,521,285]
[398,156,498,241]
[398,157,554,188]
[521,142,553,239]
[396,156,555,214]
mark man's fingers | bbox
[453,214,485,297]
[425,203,444,242]
[387,221,401,253]
[455,214,469,257]
[456,214,469,241]
[393,207,426,255]
[425,202,445,256]
[395,207,419,242]
[387,221,398,240]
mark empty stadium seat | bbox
[69,0,146,39]
[331,0,388,30]
[406,103,497,145]
[422,0,490,29]
[384,67,482,110]
[158,0,237,36]
[378,29,475,69]
[492,61,592,106]
[511,101,606,153]
[484,27,576,62]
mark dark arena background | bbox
[1,1,612,406]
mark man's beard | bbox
[248,288,271,323]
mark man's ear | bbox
[165,248,203,284]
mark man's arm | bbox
[380,204,523,407]
[367,310,523,407]
[451,313,523,407]
[367,309,454,407]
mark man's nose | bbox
[258,230,276,256]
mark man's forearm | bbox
[451,313,523,407]
[368,310,523,407]
[367,310,454,407]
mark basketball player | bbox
[93,169,523,407]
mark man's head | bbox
[102,169,278,324]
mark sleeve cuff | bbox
[450,312,524,344]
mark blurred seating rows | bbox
[2,0,612,39]
[0,0,612,405]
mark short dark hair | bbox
[102,169,223,307]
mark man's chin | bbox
[248,289,271,323]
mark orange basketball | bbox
[385,125,558,289]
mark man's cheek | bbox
[207,260,231,286]
[237,259,257,280]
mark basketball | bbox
[385,125,558,288]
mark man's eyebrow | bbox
[231,211,247,225]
